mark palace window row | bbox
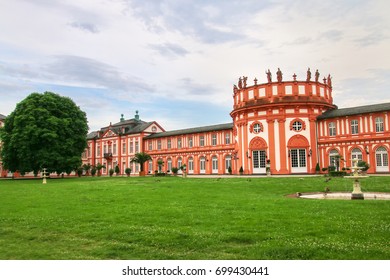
[327,116,386,137]
[328,146,389,170]
[150,156,232,174]
[147,132,232,151]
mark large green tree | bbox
[0,92,88,174]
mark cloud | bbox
[149,43,189,58]
[43,55,154,95]
[69,21,99,33]
[125,0,271,44]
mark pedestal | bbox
[351,179,364,200]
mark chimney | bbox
[135,110,140,120]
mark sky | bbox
[1,0,389,132]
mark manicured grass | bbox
[0,176,389,260]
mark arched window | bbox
[329,149,340,170]
[200,157,206,174]
[167,158,172,173]
[188,157,194,174]
[351,148,363,161]
[376,146,388,172]
[212,156,218,174]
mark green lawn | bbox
[0,176,389,260]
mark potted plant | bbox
[171,167,179,176]
[91,167,97,177]
[125,168,131,177]
[95,163,105,176]
[315,163,320,174]
[130,152,152,176]
[83,163,91,176]
[266,160,271,176]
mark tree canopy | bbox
[0,92,88,174]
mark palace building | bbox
[1,68,390,176]
[82,68,390,175]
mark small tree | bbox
[131,152,152,176]
[115,165,120,176]
[239,166,244,175]
[91,167,97,177]
[83,163,91,176]
[228,166,232,175]
[109,168,114,177]
[96,163,105,176]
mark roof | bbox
[0,113,6,120]
[88,118,156,139]
[145,123,233,139]
[317,102,390,120]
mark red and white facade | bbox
[81,69,390,175]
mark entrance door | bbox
[290,149,306,173]
[252,150,266,174]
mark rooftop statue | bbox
[315,69,320,82]
[276,68,283,83]
[266,69,272,83]
[306,67,311,81]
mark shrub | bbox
[125,168,131,176]
[171,167,179,175]
[328,166,336,172]
[228,166,232,175]
[77,167,83,177]
[115,165,120,176]
[322,167,328,172]
[109,168,114,177]
[91,167,97,177]
[239,166,244,174]
[315,163,320,172]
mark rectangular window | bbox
[130,141,133,153]
[200,136,205,147]
[351,120,359,135]
[113,143,117,155]
[167,139,171,149]
[157,140,161,150]
[329,122,336,136]
[212,134,217,146]
[225,133,231,144]
[97,144,100,157]
[375,117,384,132]
[148,141,152,151]
[135,141,139,153]
[177,138,182,149]
[122,142,126,154]
[188,137,193,148]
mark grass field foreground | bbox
[0,176,389,259]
